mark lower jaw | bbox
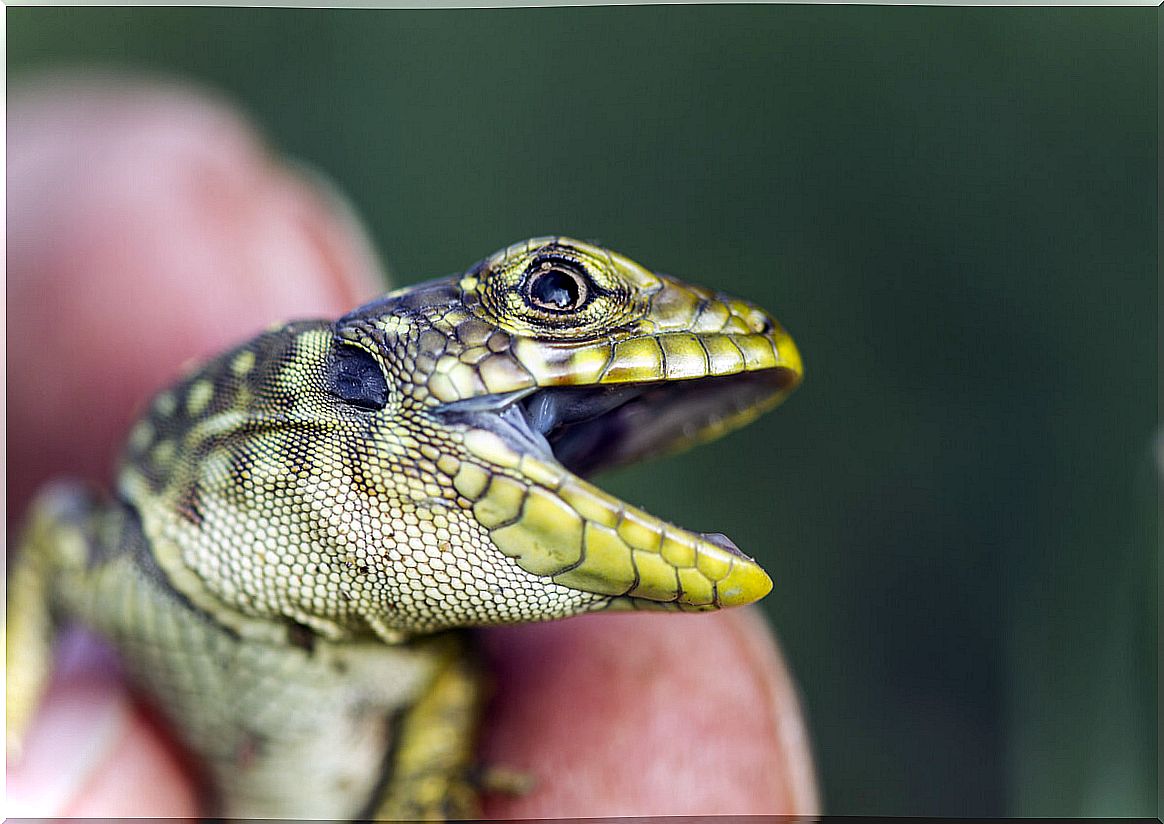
[455,426,773,610]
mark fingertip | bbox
[8,72,386,515]
[476,610,819,817]
[59,703,202,818]
[7,631,199,818]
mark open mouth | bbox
[431,364,798,608]
[517,368,801,477]
[433,367,798,480]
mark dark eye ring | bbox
[524,259,591,313]
[327,343,388,410]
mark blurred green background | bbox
[8,7,1157,817]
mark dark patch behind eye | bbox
[327,344,388,410]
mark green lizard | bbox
[7,237,802,819]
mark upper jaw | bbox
[434,277,804,477]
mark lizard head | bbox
[122,238,801,641]
[330,237,802,633]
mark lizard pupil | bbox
[527,264,587,312]
[328,344,388,410]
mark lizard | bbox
[6,236,803,819]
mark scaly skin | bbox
[7,237,802,819]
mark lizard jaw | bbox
[432,367,796,611]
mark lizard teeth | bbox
[698,531,751,561]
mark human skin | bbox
[6,75,820,818]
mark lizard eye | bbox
[524,258,591,313]
[327,343,388,410]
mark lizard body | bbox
[7,237,802,818]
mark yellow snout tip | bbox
[714,560,774,607]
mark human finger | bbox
[7,73,382,816]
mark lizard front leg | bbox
[368,634,488,821]
[6,482,102,759]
